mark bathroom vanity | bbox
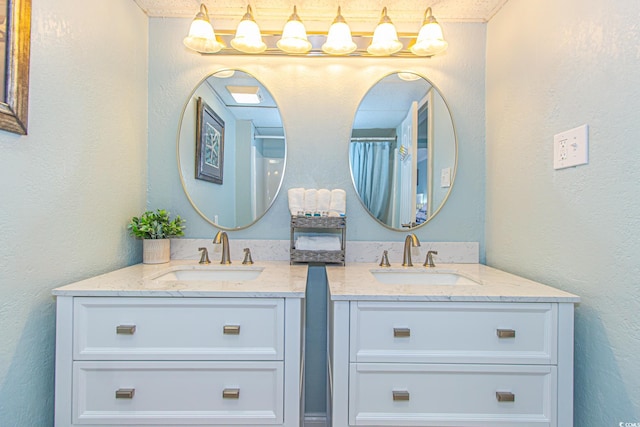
[52,261,306,427]
[326,264,579,427]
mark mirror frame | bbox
[349,71,458,231]
[176,68,287,231]
[0,0,31,135]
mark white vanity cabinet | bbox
[55,295,303,427]
[329,299,575,427]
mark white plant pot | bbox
[143,239,170,264]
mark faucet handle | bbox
[379,250,391,267]
[423,250,438,268]
[242,248,254,265]
[198,247,211,264]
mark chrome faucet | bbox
[424,250,438,268]
[198,247,211,264]
[213,231,231,264]
[402,234,421,267]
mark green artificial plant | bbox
[128,209,185,239]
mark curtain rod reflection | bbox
[350,137,397,142]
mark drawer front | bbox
[351,302,557,364]
[73,361,283,425]
[349,363,556,427]
[74,298,284,360]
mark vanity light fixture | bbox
[182,4,449,58]
[367,7,403,56]
[411,7,448,57]
[230,5,267,54]
[322,7,357,55]
[227,86,262,104]
[183,3,223,53]
[277,6,312,54]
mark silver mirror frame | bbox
[176,68,287,231]
[349,71,458,231]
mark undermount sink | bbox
[370,269,479,286]
[154,267,264,282]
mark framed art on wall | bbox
[0,0,32,135]
[195,97,225,184]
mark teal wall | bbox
[486,0,640,423]
[0,0,148,425]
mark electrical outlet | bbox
[554,124,589,170]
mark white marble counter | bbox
[52,260,307,298]
[326,263,580,303]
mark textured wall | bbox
[0,1,148,425]
[486,0,640,423]
[147,19,486,250]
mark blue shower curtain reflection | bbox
[349,141,392,223]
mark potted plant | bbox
[128,209,185,264]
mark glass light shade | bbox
[397,72,421,81]
[411,8,448,56]
[230,6,266,54]
[277,6,312,54]
[322,8,356,55]
[183,4,223,53]
[367,8,402,56]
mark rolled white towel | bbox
[329,189,346,216]
[317,189,331,213]
[304,189,317,214]
[288,187,305,216]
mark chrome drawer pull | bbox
[393,327,411,338]
[497,329,516,338]
[115,388,135,399]
[496,391,515,402]
[223,325,241,335]
[222,388,240,399]
[393,390,410,401]
[116,325,136,335]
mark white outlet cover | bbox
[554,124,589,170]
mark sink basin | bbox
[155,267,263,282]
[370,269,479,286]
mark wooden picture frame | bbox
[0,0,31,135]
[195,97,225,184]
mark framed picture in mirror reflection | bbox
[195,97,225,184]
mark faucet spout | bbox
[402,234,421,267]
[213,231,231,264]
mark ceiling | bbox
[134,0,510,32]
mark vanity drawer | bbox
[74,297,284,360]
[73,361,283,425]
[350,302,557,364]
[349,363,556,427]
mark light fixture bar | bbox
[194,32,432,57]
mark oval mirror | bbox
[177,70,286,230]
[349,72,457,230]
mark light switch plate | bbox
[554,124,589,169]
[440,167,451,188]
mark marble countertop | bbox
[326,263,580,303]
[52,260,307,298]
